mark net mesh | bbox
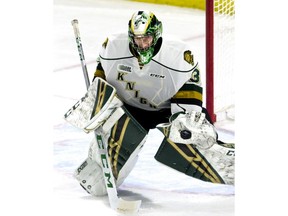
[213,0,235,121]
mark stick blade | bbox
[116,198,141,215]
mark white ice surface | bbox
[53,0,235,215]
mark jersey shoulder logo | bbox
[184,50,194,66]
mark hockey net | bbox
[206,0,235,122]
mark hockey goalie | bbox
[64,10,235,197]
[64,77,234,196]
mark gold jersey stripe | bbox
[94,69,106,80]
[173,90,202,101]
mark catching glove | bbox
[158,111,217,149]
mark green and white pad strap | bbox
[64,77,123,133]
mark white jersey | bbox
[99,33,200,111]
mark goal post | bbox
[206,0,235,123]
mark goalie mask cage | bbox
[206,0,235,123]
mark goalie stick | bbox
[71,19,141,214]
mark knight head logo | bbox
[184,50,194,66]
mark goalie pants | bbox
[123,103,171,131]
[123,103,214,131]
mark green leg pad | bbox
[108,106,147,179]
[154,138,225,184]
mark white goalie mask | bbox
[128,11,162,65]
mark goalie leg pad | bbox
[107,106,148,181]
[154,137,235,185]
[74,157,107,196]
[83,106,148,196]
